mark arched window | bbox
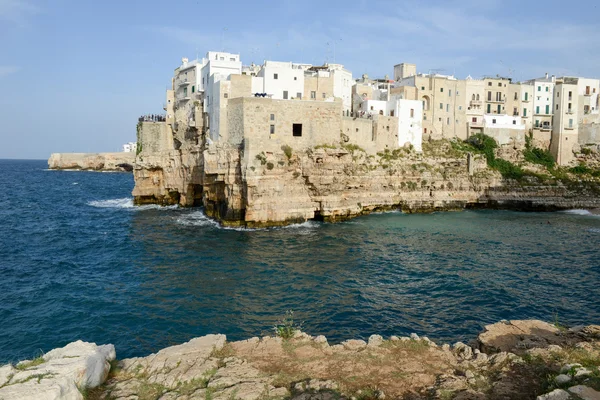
[422,95,431,111]
[476,94,480,101]
[472,94,475,100]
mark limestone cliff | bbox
[132,120,600,227]
[48,152,135,172]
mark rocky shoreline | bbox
[2,320,599,400]
[48,153,135,172]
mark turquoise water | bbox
[1,159,599,363]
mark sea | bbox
[1,159,599,363]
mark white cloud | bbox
[0,65,19,77]
[0,0,40,27]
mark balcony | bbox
[469,100,482,107]
[469,121,483,128]
[566,109,574,114]
[487,98,506,103]
[522,98,530,103]
[537,125,552,131]
[178,80,191,87]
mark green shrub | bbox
[581,148,593,155]
[490,158,525,180]
[266,162,274,170]
[524,147,555,168]
[274,310,301,339]
[569,164,591,174]
[255,152,267,165]
[281,145,293,159]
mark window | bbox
[536,106,540,114]
[202,77,204,85]
[568,103,572,110]
[274,73,279,79]
[569,119,573,128]
[545,105,550,114]
[497,105,501,114]
[410,109,414,117]
[192,86,195,93]
[421,86,425,90]
[390,110,395,117]
[498,83,502,87]
[230,57,235,61]
[440,88,444,93]
[322,93,326,99]
[523,108,527,116]
[294,77,297,81]
[283,91,288,99]
[456,91,459,96]
[440,103,443,109]
[207,95,209,104]
[514,92,518,100]
[487,104,491,113]
[447,117,450,124]
[424,128,427,133]
[525,92,528,100]
[568,91,572,100]
[492,119,496,124]
[487,91,492,101]
[546,87,549,92]
[296,92,301,99]
[538,86,542,91]
[488,82,492,86]
[220,57,224,60]
[535,120,540,127]
[446,104,449,112]
[512,120,516,125]
[476,94,480,101]
[423,114,427,120]
[459,106,462,110]
[557,91,560,98]
[472,94,476,100]
[448,90,451,97]
[472,117,477,123]
[270,114,275,121]
[224,93,228,98]
[311,91,316,99]
[386,126,390,131]
[514,107,517,115]
[270,125,275,134]
[292,123,302,137]
[183,87,187,96]
[556,104,559,110]
[496,92,502,101]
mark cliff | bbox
[48,153,136,172]
[2,319,600,399]
[132,120,600,227]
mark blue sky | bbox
[1,0,599,159]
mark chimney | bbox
[545,72,549,79]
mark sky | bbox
[0,0,599,159]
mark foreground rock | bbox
[48,152,135,172]
[0,340,115,400]
[3,320,600,399]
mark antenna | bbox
[221,27,228,51]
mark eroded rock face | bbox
[0,341,115,400]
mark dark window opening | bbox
[270,125,275,134]
[293,123,303,137]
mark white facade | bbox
[329,64,353,113]
[577,77,600,117]
[359,97,423,151]
[394,98,423,152]
[122,142,136,152]
[255,61,306,99]
[483,114,525,129]
[526,74,555,124]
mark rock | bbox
[410,333,420,340]
[313,335,328,346]
[477,320,560,353]
[465,370,475,379]
[537,389,571,400]
[568,385,600,400]
[0,340,115,400]
[341,340,367,351]
[453,342,473,360]
[367,335,384,347]
[120,334,225,388]
[294,379,339,392]
[390,336,399,342]
[555,374,572,384]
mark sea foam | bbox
[176,210,320,232]
[87,198,177,211]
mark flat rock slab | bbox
[0,340,115,400]
[478,320,562,353]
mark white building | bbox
[122,142,136,152]
[525,73,555,130]
[483,114,526,146]
[359,96,423,151]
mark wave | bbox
[177,210,320,232]
[562,209,600,217]
[87,198,178,211]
